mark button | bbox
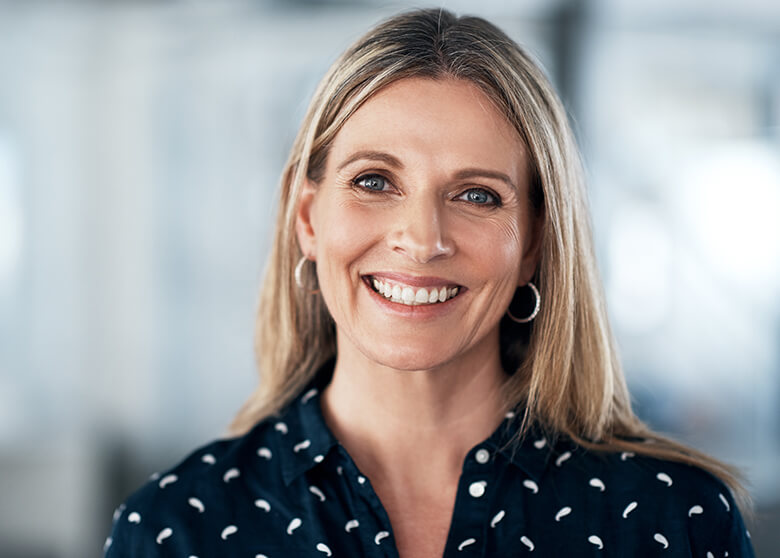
[475,449,490,464]
[469,481,487,498]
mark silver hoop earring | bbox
[506,281,540,323]
[294,256,320,294]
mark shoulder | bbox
[542,440,754,556]
[103,418,282,557]
[563,443,732,501]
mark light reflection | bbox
[608,203,672,332]
[678,141,780,294]
[0,134,22,289]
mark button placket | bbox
[441,447,498,556]
[467,448,490,499]
[443,475,493,556]
[336,447,400,558]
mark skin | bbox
[296,77,542,558]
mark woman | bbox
[104,8,755,557]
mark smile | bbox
[364,275,462,306]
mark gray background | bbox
[0,0,777,556]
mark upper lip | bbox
[363,272,462,288]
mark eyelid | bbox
[351,173,502,206]
[352,171,397,191]
[457,186,502,206]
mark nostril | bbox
[391,240,455,264]
[387,214,454,263]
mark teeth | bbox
[369,277,460,306]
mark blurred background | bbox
[0,0,777,556]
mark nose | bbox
[388,194,455,263]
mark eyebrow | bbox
[453,168,518,192]
[336,150,518,192]
[336,150,404,173]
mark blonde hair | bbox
[230,8,750,514]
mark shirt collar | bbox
[277,360,557,486]
[278,360,340,486]
[484,412,557,483]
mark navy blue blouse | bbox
[104,363,755,557]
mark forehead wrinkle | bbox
[458,80,529,185]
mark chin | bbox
[359,340,456,372]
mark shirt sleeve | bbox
[104,518,156,558]
[689,484,756,558]
[103,494,161,558]
[103,477,175,558]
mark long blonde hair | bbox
[230,8,750,513]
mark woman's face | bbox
[296,77,541,372]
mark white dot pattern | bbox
[102,368,756,557]
[554,506,571,522]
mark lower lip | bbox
[361,277,465,319]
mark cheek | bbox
[313,199,382,308]
[454,214,524,273]
[318,200,381,257]
[314,200,393,330]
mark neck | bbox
[320,336,509,486]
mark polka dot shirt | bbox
[104,363,755,557]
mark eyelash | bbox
[353,174,389,192]
[351,173,502,207]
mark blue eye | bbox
[354,174,388,191]
[461,188,500,206]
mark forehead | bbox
[328,77,528,182]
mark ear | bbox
[518,213,544,286]
[295,179,319,259]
